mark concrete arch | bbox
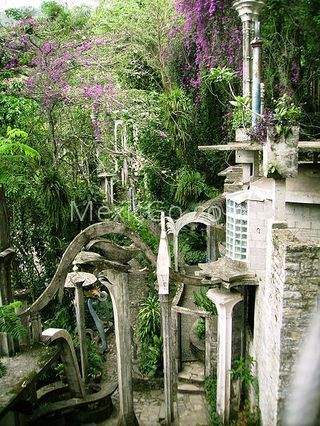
[166,212,220,271]
[41,328,85,398]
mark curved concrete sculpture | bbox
[19,221,157,317]
[86,239,140,263]
[41,328,85,398]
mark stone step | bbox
[178,370,205,385]
[177,383,205,395]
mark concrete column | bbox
[233,0,265,98]
[207,288,243,424]
[31,311,42,344]
[206,226,217,262]
[160,295,174,425]
[251,20,263,125]
[101,269,137,426]
[98,173,114,205]
[172,309,181,375]
[173,236,178,272]
[74,280,88,382]
[205,316,217,378]
[157,212,173,425]
[272,178,286,221]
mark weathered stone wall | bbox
[276,233,320,420]
[286,203,320,243]
[252,226,320,426]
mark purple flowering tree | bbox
[3,18,119,164]
[174,0,242,88]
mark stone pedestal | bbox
[263,126,299,179]
[206,288,243,424]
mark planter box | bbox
[235,127,250,142]
[263,126,299,178]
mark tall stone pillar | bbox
[98,172,114,205]
[233,0,265,97]
[207,288,243,424]
[157,212,174,425]
[100,267,137,426]
[272,178,286,221]
[160,295,174,425]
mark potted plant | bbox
[262,94,301,178]
[230,95,252,142]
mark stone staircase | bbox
[177,361,210,426]
[178,361,205,394]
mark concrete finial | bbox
[157,212,170,295]
[233,0,265,22]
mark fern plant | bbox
[0,127,39,159]
[0,301,27,339]
[0,127,40,184]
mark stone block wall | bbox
[286,203,320,243]
[252,226,320,426]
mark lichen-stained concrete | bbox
[0,344,58,418]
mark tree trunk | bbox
[0,184,15,356]
[48,110,58,164]
[0,185,9,252]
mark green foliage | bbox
[272,94,301,137]
[193,288,217,315]
[5,7,36,21]
[87,338,104,376]
[205,376,221,426]
[261,0,320,109]
[43,303,74,334]
[41,1,70,22]
[0,361,7,378]
[94,0,174,91]
[40,169,70,232]
[0,301,27,339]
[0,129,38,157]
[138,295,161,345]
[230,356,255,387]
[196,317,205,340]
[118,206,159,253]
[267,160,284,180]
[229,96,252,130]
[138,295,162,377]
[160,88,193,156]
[205,66,237,85]
[179,226,207,265]
[175,167,210,207]
[139,335,163,377]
